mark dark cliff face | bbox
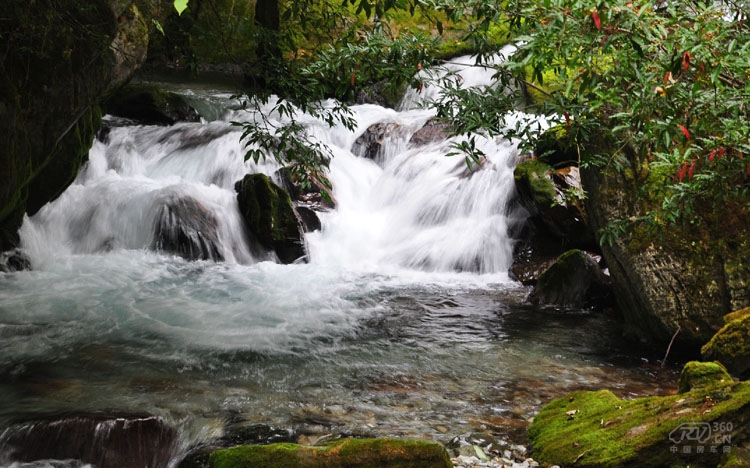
[580,163,749,351]
[0,0,151,251]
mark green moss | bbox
[529,378,750,468]
[513,159,556,209]
[677,361,733,393]
[702,308,750,378]
[534,124,579,168]
[208,438,452,468]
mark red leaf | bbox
[591,10,601,30]
[678,124,690,140]
[682,51,691,70]
[718,147,727,160]
[709,149,717,163]
[564,111,571,126]
[676,163,688,182]
[417,81,423,93]
[350,72,356,86]
[688,162,696,180]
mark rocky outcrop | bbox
[0,412,180,468]
[152,195,224,261]
[528,362,750,468]
[581,163,750,349]
[527,249,612,309]
[513,160,593,248]
[702,308,750,379]
[235,174,307,264]
[0,0,158,252]
[207,438,453,468]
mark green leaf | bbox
[473,446,489,461]
[174,0,188,15]
[151,18,165,36]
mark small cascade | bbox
[19,53,524,277]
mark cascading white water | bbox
[20,53,523,276]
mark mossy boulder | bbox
[235,174,307,264]
[208,438,452,468]
[514,161,593,248]
[527,249,612,308]
[534,124,579,168]
[103,84,201,125]
[702,308,750,379]
[677,361,733,394]
[529,367,750,468]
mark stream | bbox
[0,55,678,467]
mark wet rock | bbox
[275,167,336,210]
[0,413,180,468]
[235,174,307,264]
[528,364,750,468]
[527,249,612,308]
[534,124,579,168]
[409,118,451,147]
[103,84,201,126]
[513,161,594,249]
[208,438,453,468]
[352,122,407,163]
[702,307,750,379]
[152,195,224,262]
[295,206,322,232]
[0,248,32,272]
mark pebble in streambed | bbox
[449,444,550,468]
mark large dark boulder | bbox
[581,162,750,349]
[103,84,201,125]
[152,195,224,261]
[0,413,180,468]
[0,0,156,252]
[527,249,613,308]
[235,174,307,264]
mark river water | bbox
[0,56,678,467]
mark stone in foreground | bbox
[528,363,749,468]
[209,438,452,468]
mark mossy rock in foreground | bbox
[702,307,750,379]
[208,438,452,468]
[528,367,749,468]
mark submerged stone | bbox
[528,368,749,468]
[527,249,612,308]
[702,307,750,379]
[208,438,452,468]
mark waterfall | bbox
[20,51,524,278]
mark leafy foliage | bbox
[431,0,749,240]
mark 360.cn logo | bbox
[668,422,734,455]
